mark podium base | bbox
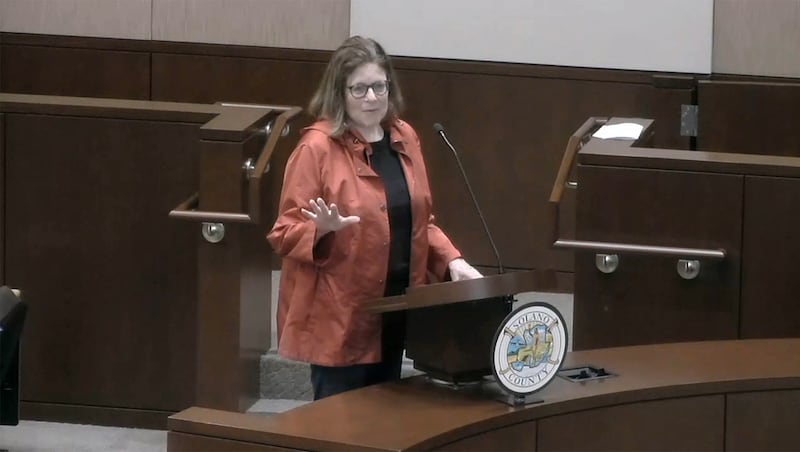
[413,363,490,384]
[496,393,545,407]
[423,375,489,390]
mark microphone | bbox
[433,123,505,274]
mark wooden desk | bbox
[0,93,299,427]
[168,339,800,451]
[567,118,800,349]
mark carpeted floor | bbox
[0,421,166,452]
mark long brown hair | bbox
[308,36,404,137]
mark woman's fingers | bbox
[310,197,335,217]
[300,208,316,219]
[316,198,330,216]
[304,198,359,231]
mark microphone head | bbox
[433,123,445,134]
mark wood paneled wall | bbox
[4,34,800,276]
[0,0,349,50]
[714,0,800,78]
[0,33,694,283]
[4,1,800,79]
[1,40,152,99]
[152,0,349,49]
[0,0,152,40]
[5,111,200,427]
[698,80,800,154]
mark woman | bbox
[267,36,482,400]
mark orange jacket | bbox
[267,118,461,366]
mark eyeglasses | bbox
[347,80,390,99]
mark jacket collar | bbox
[305,118,408,156]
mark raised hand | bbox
[301,197,360,235]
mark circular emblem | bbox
[491,302,568,396]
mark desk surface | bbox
[169,339,800,451]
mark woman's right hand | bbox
[301,197,360,235]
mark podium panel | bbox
[552,116,800,350]
[364,270,557,383]
[574,165,742,349]
[407,297,510,382]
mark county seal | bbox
[492,302,568,396]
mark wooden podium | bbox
[362,270,555,383]
[168,103,301,413]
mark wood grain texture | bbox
[0,33,694,278]
[4,113,198,413]
[698,81,800,156]
[574,165,742,349]
[152,0,349,50]
[0,0,151,40]
[437,421,536,452]
[169,431,296,451]
[572,132,800,349]
[538,396,723,451]
[713,0,800,78]
[726,389,800,451]
[741,176,800,339]
[0,44,151,99]
[396,69,691,272]
[167,339,800,451]
[0,95,285,426]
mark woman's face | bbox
[344,62,389,134]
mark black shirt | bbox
[369,131,412,296]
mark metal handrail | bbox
[168,193,252,223]
[169,105,301,224]
[247,106,302,222]
[553,239,725,259]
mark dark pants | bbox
[310,279,408,400]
